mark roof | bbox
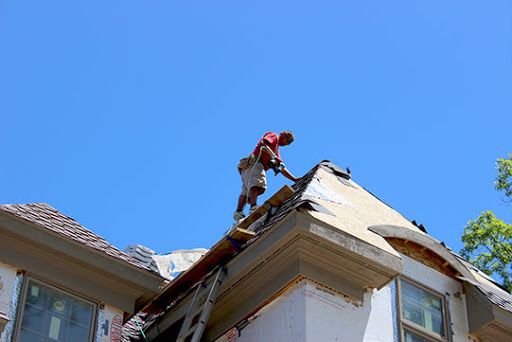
[251,161,512,320]
[248,160,420,256]
[0,203,153,273]
[133,160,512,340]
[472,280,512,312]
[137,161,417,335]
[122,313,146,342]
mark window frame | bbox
[396,277,450,342]
[13,276,98,342]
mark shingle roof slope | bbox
[121,313,146,342]
[477,284,512,312]
[0,203,152,272]
[456,256,512,313]
[249,161,322,237]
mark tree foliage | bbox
[461,211,512,291]
[461,154,512,292]
[495,153,512,200]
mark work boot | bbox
[233,211,246,221]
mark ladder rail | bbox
[190,267,227,342]
[175,266,227,342]
[175,283,204,342]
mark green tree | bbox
[495,153,512,200]
[461,154,512,292]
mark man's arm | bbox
[281,167,300,183]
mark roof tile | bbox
[0,203,156,274]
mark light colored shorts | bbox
[240,162,267,196]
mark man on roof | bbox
[234,131,300,221]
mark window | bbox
[15,278,96,342]
[398,278,449,342]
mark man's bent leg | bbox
[236,162,266,219]
[237,194,247,212]
[249,186,265,206]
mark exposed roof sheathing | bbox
[247,161,420,257]
[0,203,153,273]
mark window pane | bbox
[401,280,445,336]
[19,280,95,342]
[404,329,431,342]
[21,305,45,333]
[50,296,70,318]
[18,328,43,342]
[70,301,94,325]
[26,284,49,309]
[44,315,67,341]
[67,322,91,342]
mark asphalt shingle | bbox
[0,203,153,273]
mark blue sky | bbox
[1,1,511,272]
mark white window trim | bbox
[13,276,98,342]
[396,277,451,342]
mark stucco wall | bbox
[215,280,307,342]
[0,262,17,342]
[304,280,394,342]
[215,255,471,342]
[214,279,395,342]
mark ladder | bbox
[175,266,227,342]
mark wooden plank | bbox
[142,228,254,314]
[228,227,255,241]
[267,184,294,207]
[237,185,295,229]
[236,204,269,229]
